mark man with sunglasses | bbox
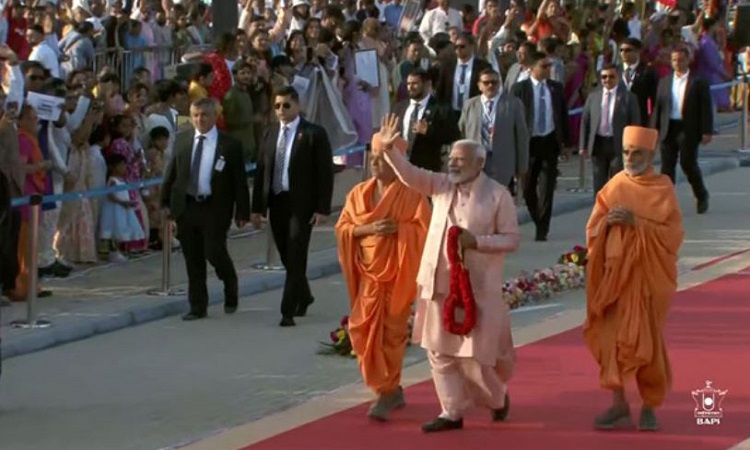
[618,38,657,126]
[459,68,528,194]
[251,86,334,327]
[435,32,492,121]
[511,51,569,242]
[580,64,641,195]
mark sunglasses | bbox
[620,47,634,53]
[274,102,292,110]
[600,74,616,79]
[481,79,499,85]
[455,44,467,49]
[29,75,44,81]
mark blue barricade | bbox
[10,143,367,208]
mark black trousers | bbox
[660,120,708,201]
[524,133,559,238]
[0,208,21,293]
[591,136,623,196]
[176,196,238,314]
[268,192,314,319]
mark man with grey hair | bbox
[374,114,520,432]
[161,97,251,321]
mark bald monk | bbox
[584,125,684,431]
[335,134,431,421]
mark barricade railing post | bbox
[252,226,284,271]
[148,213,185,297]
[361,143,371,182]
[578,152,586,190]
[740,76,749,152]
[11,194,51,329]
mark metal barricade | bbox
[148,213,185,297]
[92,45,211,88]
[10,194,51,329]
[361,143,371,182]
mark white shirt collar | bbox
[530,76,545,87]
[482,92,501,104]
[194,125,218,141]
[458,55,475,67]
[674,70,690,81]
[603,85,618,96]
[412,93,431,108]
[280,115,301,130]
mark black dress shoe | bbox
[535,234,548,242]
[38,290,53,298]
[697,197,709,214]
[224,305,238,314]
[295,297,315,317]
[279,316,296,327]
[492,393,510,422]
[182,312,207,321]
[421,417,463,433]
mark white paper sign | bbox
[354,49,380,88]
[26,92,65,122]
[292,75,311,96]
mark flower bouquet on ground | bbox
[318,315,356,358]
[558,245,588,267]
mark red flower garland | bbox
[442,226,478,335]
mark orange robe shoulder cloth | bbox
[583,169,684,407]
[335,133,431,395]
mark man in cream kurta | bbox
[375,114,520,433]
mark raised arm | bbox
[373,114,444,198]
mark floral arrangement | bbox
[318,315,356,357]
[442,226,477,336]
[558,245,588,267]
[319,246,588,357]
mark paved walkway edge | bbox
[1,158,741,360]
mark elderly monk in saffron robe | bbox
[584,125,684,432]
[374,114,519,433]
[335,134,431,421]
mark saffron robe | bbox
[336,178,430,394]
[583,169,684,407]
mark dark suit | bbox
[511,78,569,239]
[622,63,658,126]
[391,95,460,172]
[161,128,251,315]
[580,84,641,194]
[435,56,493,115]
[650,72,713,202]
[252,118,334,319]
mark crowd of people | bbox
[0,0,740,302]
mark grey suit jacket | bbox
[503,63,523,92]
[459,92,529,186]
[579,85,641,157]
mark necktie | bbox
[481,99,493,150]
[272,126,289,194]
[625,67,633,87]
[187,135,205,196]
[536,82,547,135]
[600,90,612,136]
[407,101,420,141]
[457,64,468,110]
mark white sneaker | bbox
[108,252,128,263]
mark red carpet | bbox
[244,268,750,450]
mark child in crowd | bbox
[144,126,170,250]
[99,154,145,263]
[89,125,111,258]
